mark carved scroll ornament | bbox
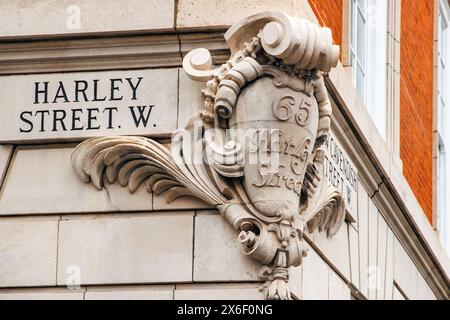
[71,11,345,300]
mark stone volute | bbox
[71,11,345,300]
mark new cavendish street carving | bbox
[71,11,345,300]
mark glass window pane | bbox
[358,0,367,17]
[439,142,446,220]
[365,0,388,138]
[350,53,356,86]
[441,15,446,60]
[356,64,365,100]
[357,11,366,68]
[439,140,448,251]
[440,102,446,137]
[351,0,356,49]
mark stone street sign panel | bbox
[0,68,178,143]
[323,131,359,221]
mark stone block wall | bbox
[0,0,445,300]
[0,68,438,300]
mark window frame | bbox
[349,0,368,101]
[344,0,400,155]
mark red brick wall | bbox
[400,0,434,222]
[308,0,343,46]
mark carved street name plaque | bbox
[0,69,178,143]
[324,131,358,221]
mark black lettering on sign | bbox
[129,105,154,127]
[71,109,84,131]
[103,107,118,129]
[347,185,351,206]
[92,79,107,102]
[35,110,50,132]
[19,111,33,133]
[52,109,67,131]
[87,108,101,130]
[74,80,88,102]
[110,79,123,101]
[126,77,143,100]
[53,81,70,103]
[34,82,49,104]
[22,77,151,135]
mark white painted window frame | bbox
[343,0,401,156]
[349,0,368,101]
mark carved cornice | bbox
[0,32,229,75]
[71,11,343,300]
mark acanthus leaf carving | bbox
[71,11,344,300]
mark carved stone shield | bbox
[230,75,319,220]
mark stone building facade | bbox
[0,0,448,300]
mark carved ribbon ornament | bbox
[71,11,345,300]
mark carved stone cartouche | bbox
[70,11,345,300]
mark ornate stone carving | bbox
[71,11,344,300]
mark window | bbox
[437,0,450,254]
[350,0,388,139]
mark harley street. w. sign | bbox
[0,68,178,143]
